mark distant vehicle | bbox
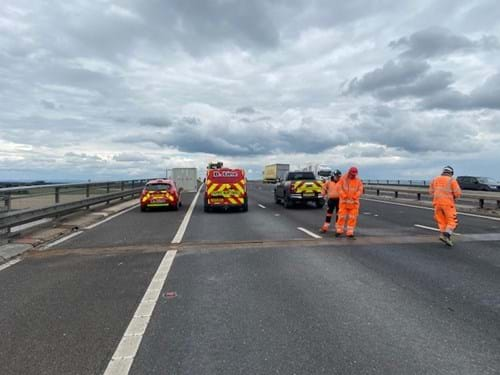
[263,163,289,183]
[140,179,182,212]
[302,163,332,180]
[204,163,248,212]
[316,164,332,180]
[170,168,198,192]
[456,176,499,191]
[274,171,325,208]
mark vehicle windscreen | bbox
[287,172,316,180]
[478,177,497,184]
[146,183,171,191]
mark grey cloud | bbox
[422,73,500,110]
[117,115,347,156]
[140,117,173,128]
[346,60,430,95]
[40,100,57,110]
[376,71,453,100]
[113,152,148,162]
[235,106,257,114]
[389,27,500,59]
[347,108,481,153]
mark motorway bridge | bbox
[1,182,499,374]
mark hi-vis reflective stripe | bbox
[206,178,246,205]
[293,180,322,193]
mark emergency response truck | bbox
[204,163,248,212]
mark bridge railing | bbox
[363,185,500,209]
[363,179,429,186]
[0,179,152,235]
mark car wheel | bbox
[204,198,211,213]
[140,205,147,212]
[241,197,248,212]
[172,201,179,211]
[274,194,281,204]
[284,195,293,209]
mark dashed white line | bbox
[258,204,266,209]
[0,258,22,272]
[414,224,461,235]
[297,227,322,239]
[104,184,202,374]
[362,197,500,222]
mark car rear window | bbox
[287,172,316,180]
[146,183,171,191]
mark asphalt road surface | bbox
[1,182,499,375]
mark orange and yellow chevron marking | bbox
[293,180,322,194]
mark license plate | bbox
[303,193,314,197]
[152,198,166,203]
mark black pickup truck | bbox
[274,171,325,208]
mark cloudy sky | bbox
[1,0,499,181]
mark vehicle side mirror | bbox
[178,187,184,193]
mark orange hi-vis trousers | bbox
[434,204,458,234]
[336,202,359,236]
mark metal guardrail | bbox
[364,185,500,209]
[363,179,429,186]
[0,179,152,234]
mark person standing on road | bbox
[320,169,342,233]
[336,167,364,238]
[429,166,461,246]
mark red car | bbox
[140,179,182,212]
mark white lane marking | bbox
[171,184,203,244]
[104,250,177,375]
[0,258,22,272]
[258,204,266,209]
[42,231,83,250]
[297,227,322,239]
[362,197,500,222]
[414,224,462,235]
[85,204,139,229]
[105,185,201,373]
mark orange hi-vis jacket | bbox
[429,175,461,206]
[321,180,340,199]
[339,176,364,207]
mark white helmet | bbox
[442,165,454,175]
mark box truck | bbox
[170,168,198,192]
[263,164,290,183]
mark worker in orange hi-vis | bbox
[429,166,461,246]
[336,166,364,238]
[319,169,342,233]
